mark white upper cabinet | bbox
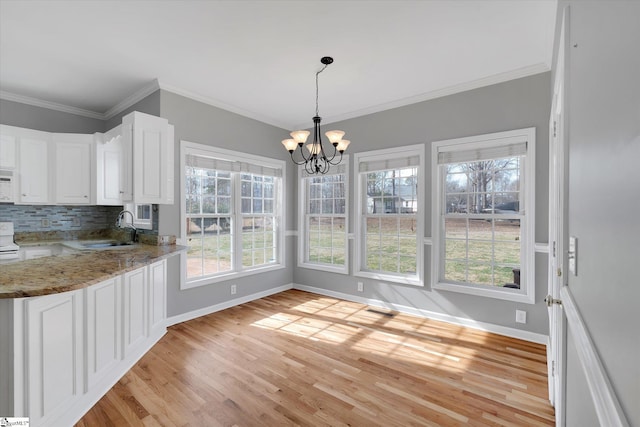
[123,112,174,205]
[0,127,17,169]
[16,127,52,204]
[3,111,175,206]
[53,133,94,205]
[95,125,132,205]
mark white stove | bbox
[0,221,20,260]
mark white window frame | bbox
[431,128,535,304]
[179,141,286,290]
[297,156,349,274]
[354,144,424,286]
[123,203,153,230]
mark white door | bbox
[547,7,568,426]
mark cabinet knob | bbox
[22,193,27,196]
[84,195,88,198]
[119,191,124,194]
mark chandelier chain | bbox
[315,63,329,117]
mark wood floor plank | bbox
[76,289,554,426]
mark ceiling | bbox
[0,0,557,130]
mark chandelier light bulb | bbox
[281,139,298,152]
[325,130,345,145]
[336,139,351,152]
[290,130,310,144]
[305,143,322,155]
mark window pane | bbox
[217,178,231,196]
[186,218,203,279]
[303,172,347,268]
[241,198,251,213]
[440,152,525,289]
[241,180,251,197]
[202,196,216,214]
[468,263,493,286]
[321,199,333,214]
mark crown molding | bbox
[155,80,289,130]
[296,63,551,129]
[2,63,549,130]
[102,79,161,120]
[1,79,162,122]
[0,90,105,120]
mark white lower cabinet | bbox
[85,276,121,391]
[148,259,167,339]
[122,267,148,359]
[9,259,170,427]
[25,289,83,427]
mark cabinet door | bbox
[124,112,174,204]
[0,128,17,169]
[85,277,121,391]
[148,259,167,338]
[25,289,82,425]
[96,125,132,205]
[54,134,94,204]
[18,131,51,204]
[122,267,147,359]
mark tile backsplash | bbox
[0,205,123,232]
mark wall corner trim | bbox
[293,283,548,345]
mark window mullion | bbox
[233,171,242,272]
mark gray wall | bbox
[158,90,294,317]
[557,2,640,425]
[294,72,551,335]
[0,99,105,133]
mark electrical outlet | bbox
[357,282,364,292]
[231,284,237,295]
[516,310,527,324]
[41,218,50,228]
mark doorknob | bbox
[544,294,562,307]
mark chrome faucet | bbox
[116,210,137,242]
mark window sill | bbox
[298,262,348,275]
[181,263,285,290]
[433,281,535,304]
[354,271,423,287]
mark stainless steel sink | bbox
[59,240,137,251]
[81,241,134,249]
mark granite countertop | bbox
[0,243,186,299]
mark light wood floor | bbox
[76,289,554,426]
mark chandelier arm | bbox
[288,150,307,166]
[327,150,343,165]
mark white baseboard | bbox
[293,284,548,345]
[166,284,294,326]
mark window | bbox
[123,203,153,230]
[181,142,285,288]
[298,160,348,273]
[355,145,424,286]
[432,128,535,303]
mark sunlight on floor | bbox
[250,296,480,373]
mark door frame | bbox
[547,6,569,426]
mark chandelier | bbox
[281,56,351,174]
